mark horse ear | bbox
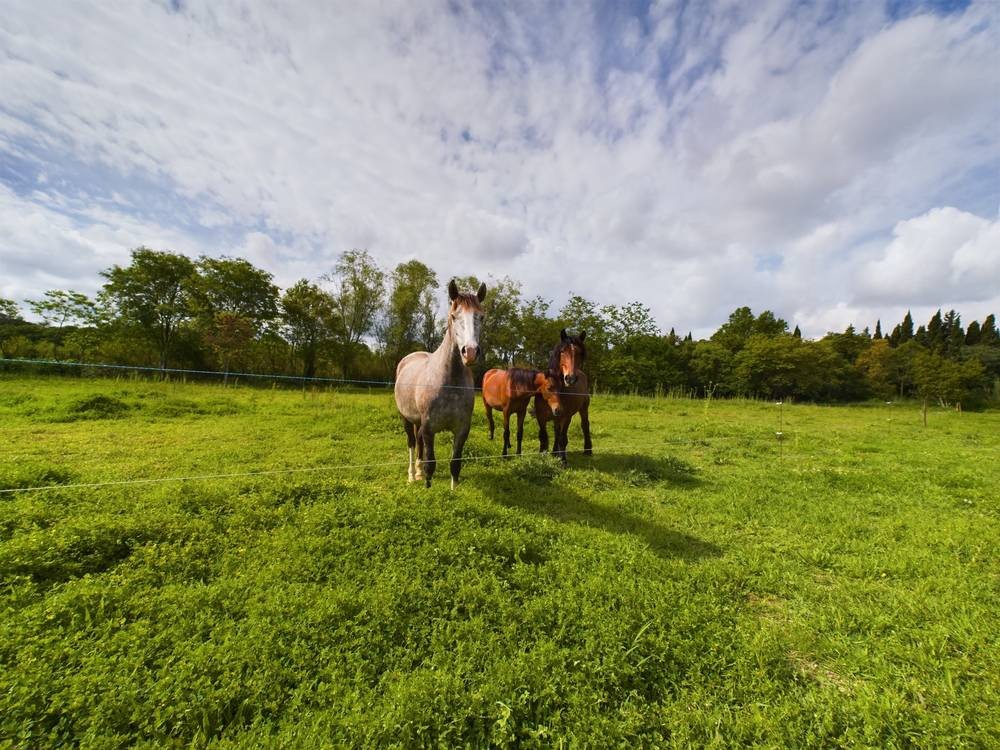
[448,279,459,301]
[477,282,487,302]
[560,328,568,341]
[579,330,586,342]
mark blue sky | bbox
[1,0,998,336]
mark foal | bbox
[534,329,592,465]
[482,368,561,456]
[394,280,486,488]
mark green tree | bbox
[191,257,279,331]
[100,247,198,371]
[900,310,914,343]
[25,290,97,329]
[378,260,440,367]
[280,280,340,379]
[979,314,998,346]
[516,296,561,370]
[689,341,735,396]
[855,339,894,399]
[323,250,385,378]
[965,320,981,346]
[203,312,255,383]
[604,301,659,348]
[927,309,944,352]
[1,298,23,323]
[912,350,985,424]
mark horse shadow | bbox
[477,453,720,562]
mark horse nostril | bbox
[461,346,467,357]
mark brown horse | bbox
[534,329,592,465]
[482,368,561,456]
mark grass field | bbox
[1,374,998,748]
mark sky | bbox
[1,0,998,338]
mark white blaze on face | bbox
[452,304,483,366]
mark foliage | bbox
[2,246,998,405]
[99,247,198,370]
[279,280,340,379]
[24,290,97,329]
[323,249,386,378]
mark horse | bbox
[394,280,487,489]
[482,367,562,457]
[534,329,592,465]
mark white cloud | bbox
[860,207,1000,306]
[1,0,998,337]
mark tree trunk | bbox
[922,398,927,427]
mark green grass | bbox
[1,375,998,748]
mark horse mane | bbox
[451,293,483,311]
[548,335,586,373]
[509,367,540,390]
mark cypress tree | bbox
[915,325,928,346]
[965,320,981,346]
[927,309,943,351]
[900,311,914,342]
[981,314,999,345]
[944,310,963,357]
[793,325,801,339]
[889,324,901,347]
[874,320,882,339]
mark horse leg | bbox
[485,401,495,440]
[580,402,593,456]
[535,394,549,453]
[502,406,512,457]
[515,407,525,455]
[450,423,470,490]
[402,417,417,482]
[419,425,436,488]
[557,416,569,466]
[415,422,424,481]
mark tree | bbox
[689,341,734,396]
[912,350,985,424]
[378,260,440,367]
[855,339,894,398]
[25,290,96,329]
[280,280,340,378]
[900,310,914,343]
[874,320,882,340]
[711,307,786,352]
[965,320,981,346]
[517,296,561,370]
[604,301,659,348]
[323,249,385,378]
[927,309,943,352]
[203,312,255,383]
[191,256,279,332]
[99,247,198,371]
[793,325,801,339]
[0,298,21,324]
[980,314,998,346]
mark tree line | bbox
[1,246,998,409]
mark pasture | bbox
[1,374,998,748]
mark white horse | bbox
[394,280,487,488]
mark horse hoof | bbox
[425,478,432,488]
[450,477,457,490]
[584,449,593,456]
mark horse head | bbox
[534,371,563,417]
[448,279,487,366]
[551,328,587,387]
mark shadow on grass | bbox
[585,451,701,487]
[480,454,719,562]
